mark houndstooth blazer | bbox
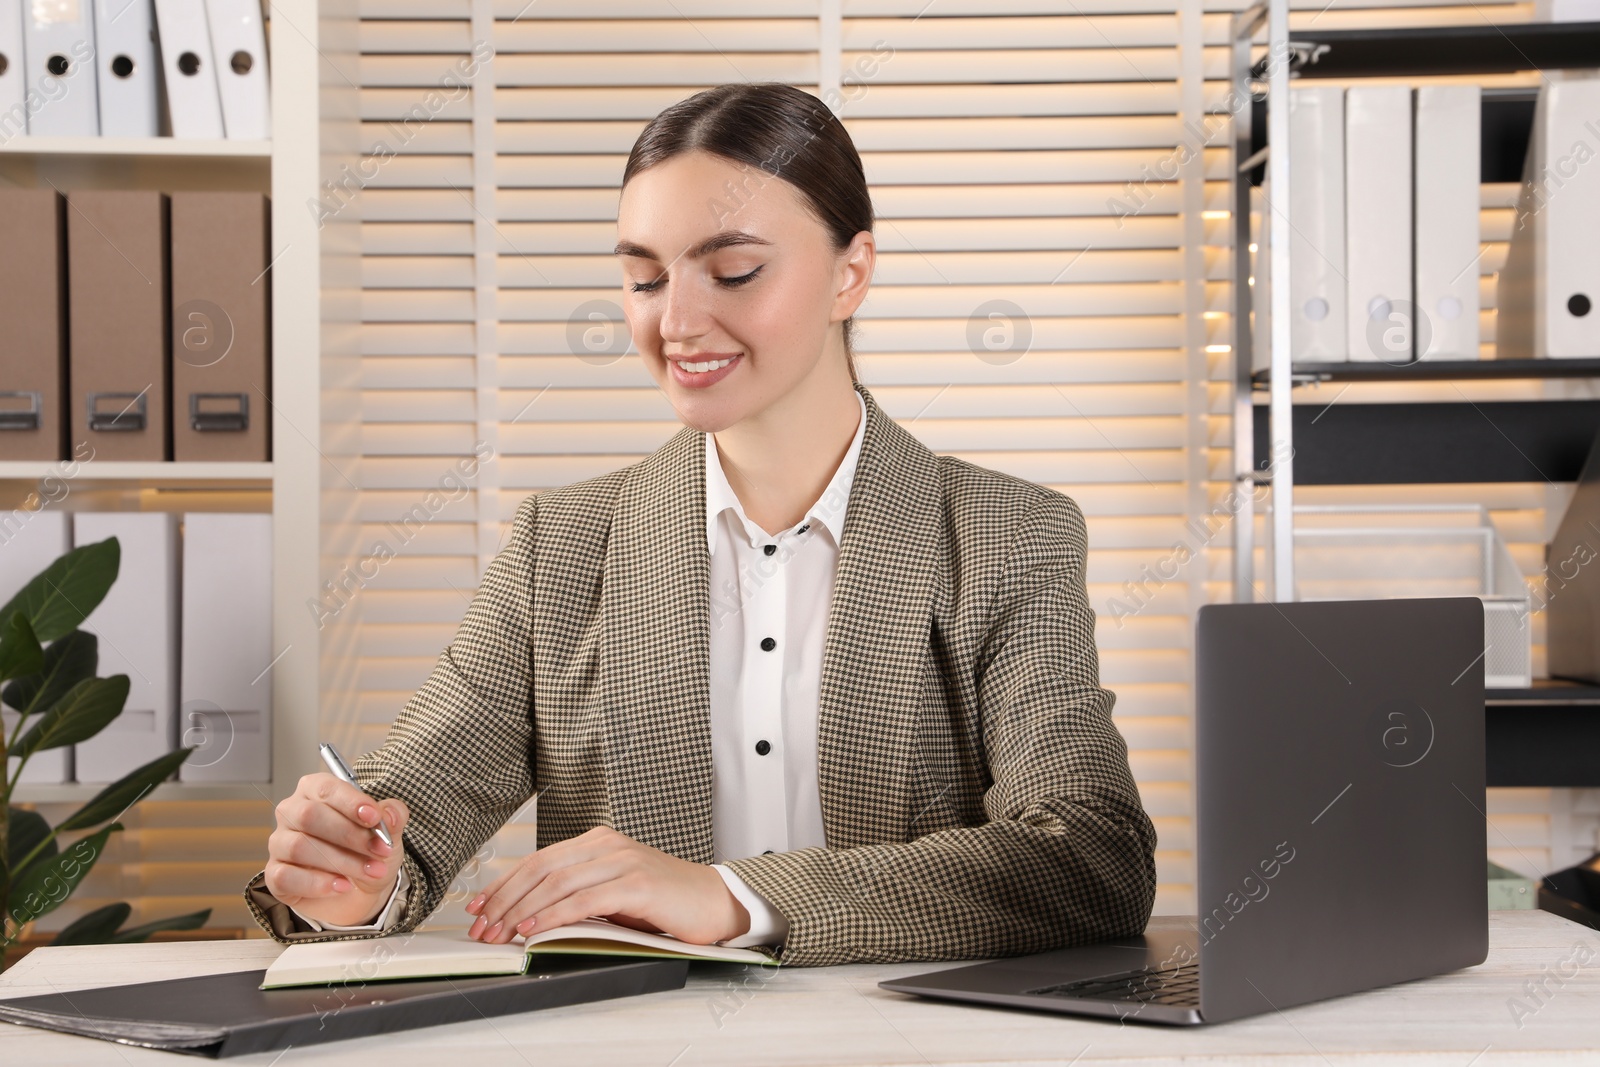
[244,380,1158,966]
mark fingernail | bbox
[467,894,485,914]
[363,861,386,879]
[516,918,534,935]
[332,878,350,893]
[357,804,379,826]
[469,915,486,940]
[487,921,503,942]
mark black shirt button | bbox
[763,544,776,556]
[755,739,771,755]
[760,636,776,652]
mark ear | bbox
[830,230,876,324]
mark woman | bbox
[246,83,1157,967]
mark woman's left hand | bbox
[464,826,750,945]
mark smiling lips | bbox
[672,353,741,374]
[666,353,742,389]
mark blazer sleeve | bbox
[721,491,1158,966]
[243,495,540,943]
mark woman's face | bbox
[615,149,873,433]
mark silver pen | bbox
[319,742,394,848]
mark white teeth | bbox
[680,357,735,374]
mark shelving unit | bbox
[1253,20,1600,80]
[0,136,275,193]
[11,781,278,804]
[4,0,364,826]
[1488,681,1600,787]
[1251,399,1600,485]
[1228,3,1600,603]
[0,138,272,159]
[1253,359,1600,386]
[0,462,273,483]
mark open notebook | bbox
[261,918,777,989]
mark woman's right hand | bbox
[266,772,409,928]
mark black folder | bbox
[0,955,687,1057]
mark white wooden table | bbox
[2,911,1598,1065]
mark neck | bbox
[713,359,861,537]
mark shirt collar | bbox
[704,388,867,556]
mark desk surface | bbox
[1,911,1597,1066]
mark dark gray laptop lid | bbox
[1194,597,1488,1023]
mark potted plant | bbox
[1,536,209,972]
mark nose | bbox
[658,268,711,345]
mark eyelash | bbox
[629,266,763,294]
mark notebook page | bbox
[523,919,775,965]
[261,931,526,989]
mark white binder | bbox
[72,512,179,784]
[1288,87,1348,363]
[1497,78,1600,360]
[178,513,273,782]
[1345,85,1414,362]
[1534,0,1600,19]
[92,0,159,137]
[202,0,267,140]
[21,0,99,136]
[152,0,222,138]
[1414,85,1482,361]
[0,510,73,784]
[0,0,26,136]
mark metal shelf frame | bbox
[1229,0,1289,603]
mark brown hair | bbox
[621,83,874,383]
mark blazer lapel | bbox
[599,382,942,859]
[601,424,717,863]
[818,383,943,848]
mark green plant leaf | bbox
[6,822,120,929]
[5,809,55,873]
[0,612,43,684]
[110,907,211,944]
[50,902,132,946]
[0,537,120,645]
[2,631,98,718]
[56,748,191,833]
[11,676,130,762]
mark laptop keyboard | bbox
[1027,964,1201,1008]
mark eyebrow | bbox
[612,230,773,262]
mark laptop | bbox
[881,597,1489,1025]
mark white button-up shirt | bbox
[295,390,867,948]
[707,388,866,946]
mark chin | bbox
[668,393,744,435]
[645,367,732,432]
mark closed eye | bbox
[628,265,763,294]
[720,266,763,288]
